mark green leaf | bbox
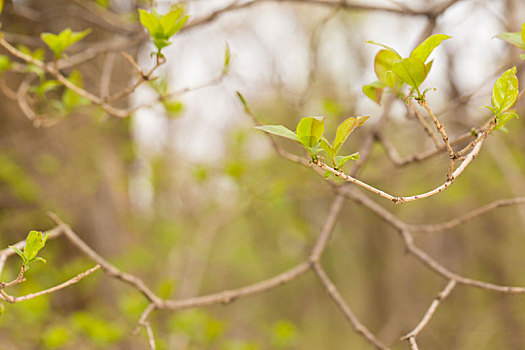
[333,116,369,155]
[31,79,61,98]
[0,55,11,74]
[41,28,91,59]
[159,7,184,37]
[319,137,334,159]
[335,153,360,169]
[139,9,163,38]
[520,54,525,61]
[392,57,427,92]
[29,256,47,264]
[9,245,25,261]
[410,34,451,63]
[362,81,384,105]
[296,116,325,147]
[374,49,402,88]
[494,111,519,131]
[24,230,47,262]
[223,43,231,74]
[495,32,525,50]
[254,125,299,142]
[303,143,323,158]
[62,69,90,112]
[366,40,401,57]
[0,0,3,16]
[163,100,183,118]
[522,22,525,47]
[491,66,519,114]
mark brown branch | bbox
[312,263,390,350]
[408,99,442,149]
[0,265,100,303]
[411,197,525,233]
[401,279,457,343]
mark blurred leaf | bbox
[491,66,518,114]
[31,79,61,98]
[254,125,299,142]
[410,34,451,63]
[333,116,369,155]
[163,100,183,118]
[41,28,91,59]
[362,81,384,105]
[42,325,71,349]
[73,312,124,345]
[296,116,325,147]
[319,137,334,159]
[0,55,11,74]
[494,111,519,131]
[62,69,90,112]
[139,9,163,38]
[9,245,25,262]
[495,32,525,50]
[270,320,298,348]
[0,0,3,16]
[223,42,231,74]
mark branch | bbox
[401,279,457,343]
[0,265,100,303]
[312,263,390,350]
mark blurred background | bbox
[1,0,525,349]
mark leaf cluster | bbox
[485,66,520,132]
[255,114,368,170]
[363,34,450,103]
[139,7,189,55]
[41,28,91,59]
[9,230,50,268]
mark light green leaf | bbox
[0,55,11,73]
[30,256,47,264]
[494,111,519,131]
[159,7,184,37]
[363,81,384,105]
[374,49,402,88]
[24,230,47,261]
[0,0,3,16]
[319,137,334,159]
[366,40,401,57]
[139,9,163,38]
[163,100,183,118]
[410,34,451,63]
[335,153,360,169]
[304,144,323,158]
[491,66,519,114]
[522,22,525,47]
[392,57,427,91]
[520,54,525,61]
[9,245,25,261]
[254,125,299,142]
[62,69,89,112]
[333,116,369,155]
[495,32,525,50]
[41,28,91,59]
[296,116,325,147]
[223,43,231,74]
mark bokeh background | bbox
[1,0,525,349]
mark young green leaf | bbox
[495,32,525,50]
[9,245,25,262]
[41,28,91,59]
[335,153,360,169]
[254,125,299,142]
[410,34,451,63]
[0,55,11,74]
[223,43,231,74]
[163,100,184,118]
[333,116,369,155]
[62,69,90,112]
[138,9,163,38]
[392,58,427,93]
[296,116,325,147]
[374,50,402,88]
[522,22,525,46]
[319,138,334,159]
[362,81,384,105]
[494,111,519,131]
[491,66,518,114]
[24,230,49,262]
[366,40,401,57]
